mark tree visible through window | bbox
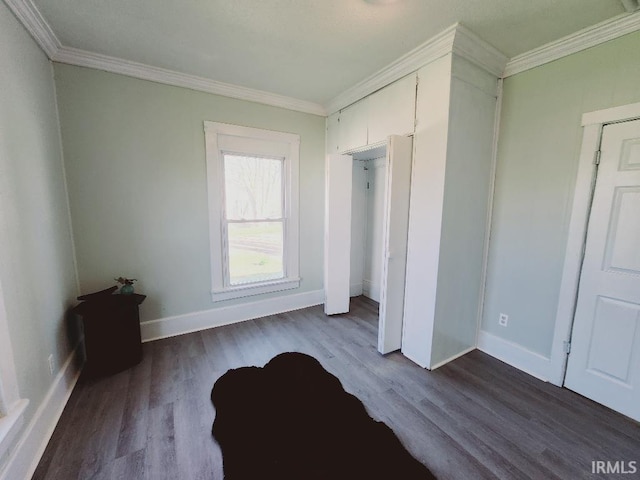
[204,122,300,302]
[223,154,285,286]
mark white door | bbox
[324,154,353,314]
[339,100,368,152]
[378,135,413,354]
[564,119,640,421]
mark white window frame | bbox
[204,122,300,302]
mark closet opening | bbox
[324,136,413,355]
[350,145,387,304]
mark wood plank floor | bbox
[32,297,640,479]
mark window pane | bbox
[227,222,284,285]
[224,154,283,220]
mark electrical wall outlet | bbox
[48,354,55,376]
[498,313,509,327]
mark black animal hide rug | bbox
[211,352,436,479]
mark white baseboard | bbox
[140,289,325,342]
[362,280,380,303]
[0,399,28,465]
[0,347,81,480]
[477,330,551,382]
[429,346,476,371]
[349,283,363,297]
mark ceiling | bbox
[28,0,628,106]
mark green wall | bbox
[53,64,326,322]
[0,1,78,458]
[482,30,640,357]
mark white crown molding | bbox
[4,0,325,116]
[325,23,508,114]
[3,0,61,58]
[452,24,508,78]
[325,24,457,114]
[52,46,327,116]
[7,0,640,116]
[504,11,640,77]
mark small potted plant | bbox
[115,277,137,295]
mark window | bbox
[204,122,300,301]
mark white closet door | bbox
[368,74,417,145]
[564,119,640,421]
[324,154,353,314]
[339,100,368,152]
[378,135,413,354]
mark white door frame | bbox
[549,100,640,386]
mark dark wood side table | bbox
[73,290,146,379]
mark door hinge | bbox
[563,341,571,354]
[594,150,601,166]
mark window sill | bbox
[211,277,300,302]
[0,398,28,461]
